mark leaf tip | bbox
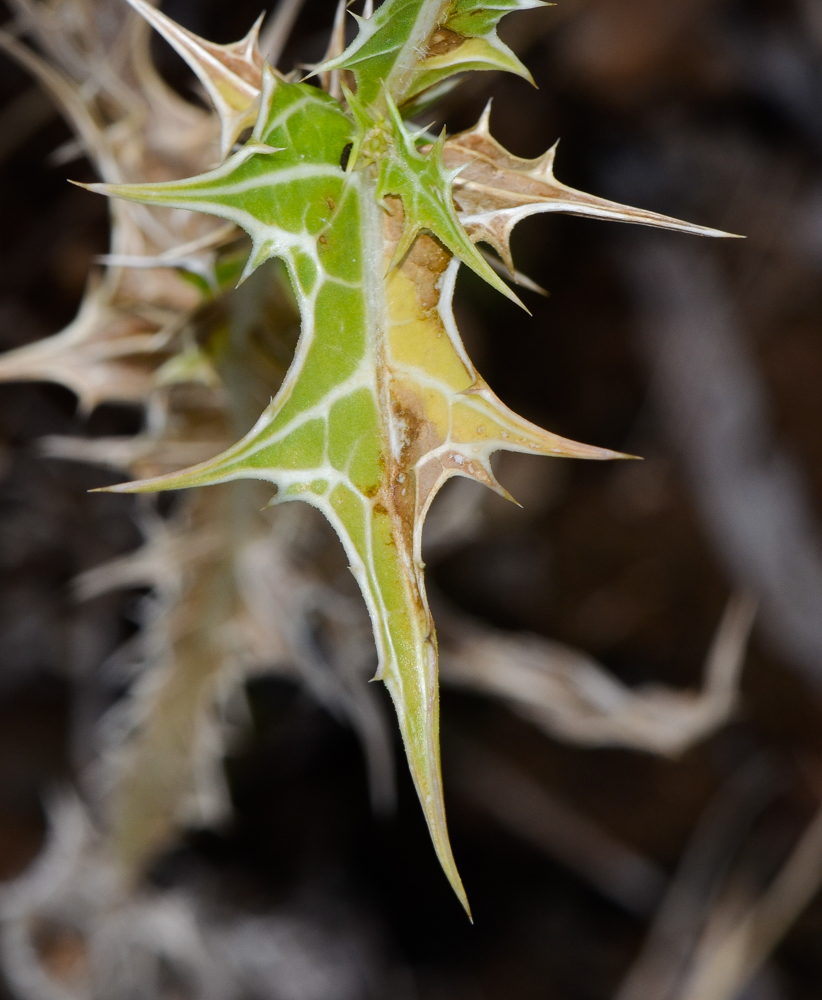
[69,179,101,193]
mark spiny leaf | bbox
[0,279,171,412]
[84,70,480,910]
[0,11,238,410]
[445,101,740,273]
[85,65,626,914]
[126,0,266,160]
[372,91,524,306]
[69,2,737,913]
[320,0,544,110]
[85,70,354,285]
[405,0,546,103]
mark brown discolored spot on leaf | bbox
[403,233,451,313]
[425,27,465,57]
[382,196,451,311]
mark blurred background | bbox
[1,0,822,997]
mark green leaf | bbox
[320,0,544,110]
[370,90,524,305]
[87,71,354,279]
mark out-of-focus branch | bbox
[260,0,306,64]
[439,593,755,756]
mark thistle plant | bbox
[0,0,735,925]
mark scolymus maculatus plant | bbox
[57,0,738,914]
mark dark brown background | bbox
[1,0,822,997]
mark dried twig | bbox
[260,0,307,65]
[440,593,756,756]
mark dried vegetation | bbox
[0,0,819,999]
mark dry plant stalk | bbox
[0,0,740,923]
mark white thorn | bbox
[530,139,559,178]
[474,99,493,136]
